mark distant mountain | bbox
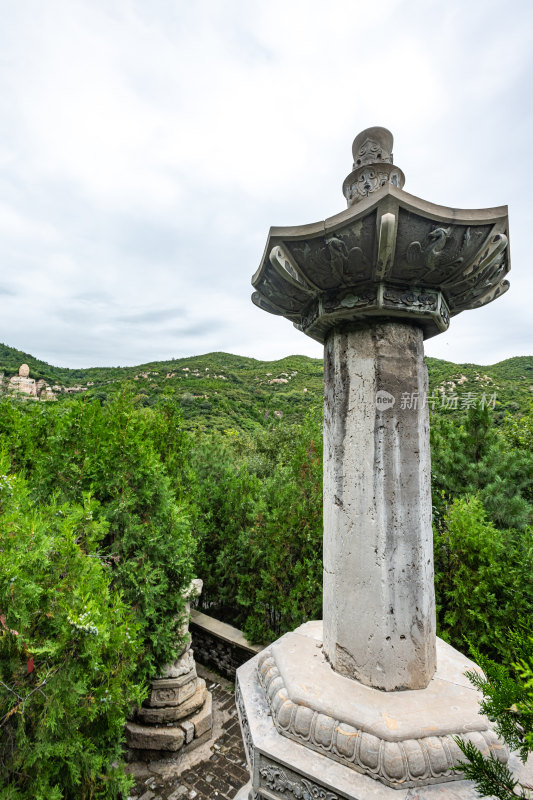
[0,342,531,432]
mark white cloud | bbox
[0,0,530,368]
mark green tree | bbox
[0,469,143,799]
[434,496,533,664]
[190,412,323,643]
[455,629,533,800]
[431,403,533,530]
[190,430,264,627]
[0,392,196,681]
[240,412,323,642]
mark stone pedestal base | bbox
[126,682,212,761]
[126,667,213,761]
[234,622,516,800]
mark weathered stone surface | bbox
[174,632,192,658]
[189,690,212,738]
[190,609,262,653]
[167,788,188,800]
[181,720,195,744]
[148,679,197,709]
[136,679,207,724]
[343,127,405,206]
[254,622,507,788]
[323,323,436,690]
[190,609,263,681]
[170,578,203,659]
[233,783,251,800]
[158,648,195,679]
[126,729,213,765]
[9,374,37,397]
[236,646,513,799]
[147,670,197,708]
[125,722,185,752]
[151,670,197,690]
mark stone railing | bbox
[190,609,265,680]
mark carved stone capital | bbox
[294,281,449,341]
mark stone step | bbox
[125,722,185,752]
[136,679,207,724]
[188,690,212,738]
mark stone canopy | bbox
[251,184,510,343]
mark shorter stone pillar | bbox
[126,579,213,761]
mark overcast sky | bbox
[0,0,531,368]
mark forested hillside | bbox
[1,342,531,430]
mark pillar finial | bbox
[343,125,405,205]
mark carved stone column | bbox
[236,127,512,800]
[323,322,435,690]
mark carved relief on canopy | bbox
[342,127,405,206]
[251,185,510,343]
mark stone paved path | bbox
[127,665,248,800]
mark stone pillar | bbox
[125,580,213,761]
[322,322,436,690]
[236,127,512,799]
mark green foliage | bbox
[504,405,533,496]
[189,431,264,628]
[454,629,533,799]
[0,392,196,680]
[466,634,533,761]
[191,412,323,643]
[0,469,143,798]
[0,392,196,797]
[434,496,533,664]
[431,403,533,530]
[454,741,526,800]
[239,412,323,643]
